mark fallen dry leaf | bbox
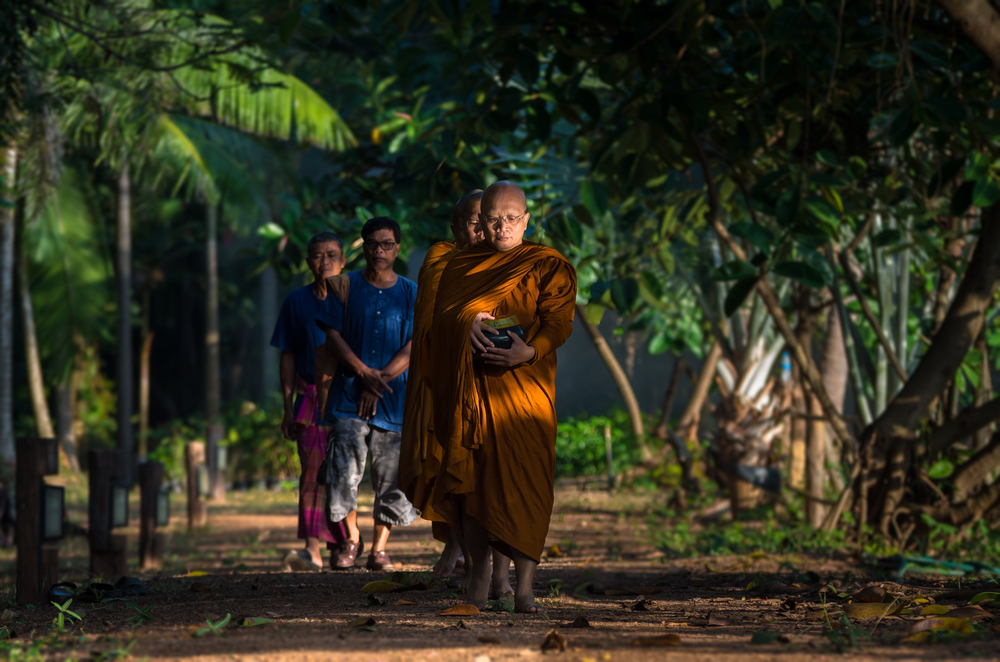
[439,605,480,616]
[942,606,992,621]
[633,633,681,647]
[919,605,950,616]
[547,545,563,558]
[395,599,418,606]
[630,599,652,612]
[348,617,376,628]
[263,612,282,618]
[540,630,567,653]
[361,581,405,594]
[478,636,502,644]
[707,612,732,627]
[0,610,18,623]
[908,617,973,635]
[566,615,592,629]
[843,602,895,619]
[852,586,887,603]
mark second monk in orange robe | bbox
[425,181,576,612]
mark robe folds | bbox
[421,241,577,562]
[399,241,458,537]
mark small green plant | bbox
[93,637,137,660]
[50,600,81,634]
[546,578,564,598]
[194,613,231,638]
[126,604,156,626]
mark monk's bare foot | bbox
[491,576,513,599]
[467,563,491,610]
[514,594,545,614]
[432,544,463,578]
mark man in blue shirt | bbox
[316,217,418,571]
[270,232,348,571]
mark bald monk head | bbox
[450,189,484,248]
[479,181,530,252]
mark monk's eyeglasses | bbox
[480,211,527,227]
[364,240,399,251]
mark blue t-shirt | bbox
[269,284,327,385]
[315,270,416,432]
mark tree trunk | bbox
[677,340,721,445]
[205,201,225,499]
[18,235,54,439]
[116,162,134,484]
[931,217,965,336]
[653,360,685,439]
[789,382,807,490]
[0,146,16,480]
[55,378,79,472]
[575,304,647,457]
[138,295,153,460]
[821,307,848,492]
[867,204,1000,534]
[807,391,826,526]
[934,0,1000,71]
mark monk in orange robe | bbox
[400,190,484,579]
[423,181,577,612]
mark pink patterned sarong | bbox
[295,380,347,544]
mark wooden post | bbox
[16,438,59,606]
[88,449,128,578]
[186,441,207,528]
[206,423,226,501]
[138,461,165,570]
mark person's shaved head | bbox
[479,181,530,252]
[451,189,484,248]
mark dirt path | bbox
[1,485,997,660]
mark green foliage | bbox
[554,409,642,478]
[149,396,296,483]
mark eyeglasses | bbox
[363,240,399,251]
[479,211,527,227]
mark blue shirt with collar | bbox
[270,284,327,385]
[315,270,416,432]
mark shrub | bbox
[555,408,643,478]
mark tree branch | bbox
[926,395,1000,456]
[950,431,1000,500]
[934,0,1000,71]
[690,134,857,458]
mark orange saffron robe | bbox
[399,241,458,537]
[422,242,577,561]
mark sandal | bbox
[284,549,321,572]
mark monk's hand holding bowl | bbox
[357,388,379,419]
[359,365,393,397]
[470,312,497,354]
[481,332,535,368]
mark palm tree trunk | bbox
[116,162,134,484]
[0,146,16,480]
[205,201,225,499]
[18,232,54,438]
[574,305,647,458]
[55,378,79,472]
[138,288,153,460]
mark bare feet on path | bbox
[514,593,545,614]
[466,562,492,610]
[431,545,464,578]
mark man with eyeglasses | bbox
[315,216,418,571]
[414,181,577,613]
